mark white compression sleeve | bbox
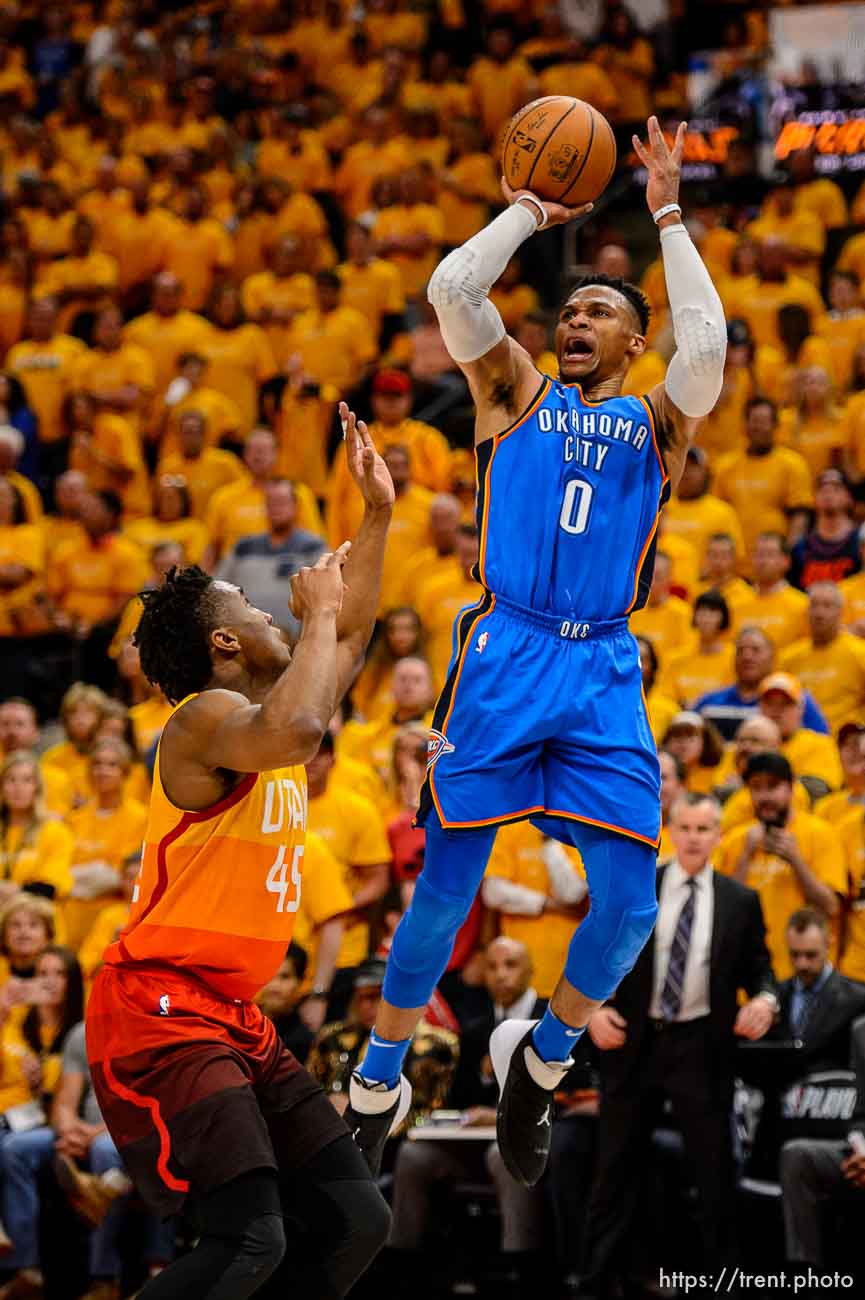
[659,222,727,419]
[427,202,539,363]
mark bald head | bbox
[735,714,782,767]
[484,936,533,1008]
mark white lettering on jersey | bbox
[261,779,308,834]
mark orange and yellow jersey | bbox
[106,730,310,1002]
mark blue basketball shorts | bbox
[417,591,661,848]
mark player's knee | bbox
[600,900,658,981]
[351,1183,392,1262]
[390,874,473,971]
[237,1211,286,1281]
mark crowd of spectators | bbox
[1,0,865,1296]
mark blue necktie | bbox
[793,985,816,1037]
[660,879,697,1022]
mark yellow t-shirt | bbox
[373,204,446,299]
[123,310,213,395]
[155,447,246,519]
[162,217,234,311]
[777,407,846,480]
[695,576,755,637]
[70,343,155,434]
[724,274,826,350]
[47,533,149,625]
[68,412,150,518]
[308,783,391,969]
[292,830,355,993]
[377,486,436,615]
[336,258,405,336]
[735,585,810,652]
[720,781,811,836]
[436,153,500,247]
[629,596,696,670]
[128,697,173,754]
[837,232,865,286]
[485,821,585,998]
[467,54,533,140]
[0,820,74,897]
[65,796,148,950]
[663,494,745,569]
[204,479,323,559]
[782,729,844,790]
[713,447,813,561]
[124,515,210,567]
[6,335,87,443]
[780,634,865,733]
[288,305,377,392]
[537,60,618,116]
[78,900,130,979]
[715,811,847,978]
[199,325,277,435]
[415,569,482,691]
[661,643,736,706]
[339,710,434,785]
[646,687,679,744]
[816,312,865,394]
[838,806,865,982]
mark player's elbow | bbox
[282,712,329,764]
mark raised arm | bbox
[426,186,592,442]
[636,119,727,490]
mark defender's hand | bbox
[290,544,350,621]
[340,401,394,512]
[632,116,686,217]
[500,179,593,229]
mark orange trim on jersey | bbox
[625,509,662,615]
[638,395,668,483]
[434,801,546,829]
[477,380,551,585]
[429,595,497,825]
[102,1057,190,1194]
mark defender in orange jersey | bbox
[85,405,396,1300]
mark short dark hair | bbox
[787,907,830,936]
[756,530,789,554]
[636,634,659,687]
[746,395,777,421]
[285,940,308,981]
[134,565,225,704]
[694,588,730,631]
[563,274,651,334]
[744,750,793,784]
[95,489,123,522]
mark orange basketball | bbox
[500,96,617,206]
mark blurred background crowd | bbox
[0,0,865,1296]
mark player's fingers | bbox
[326,541,352,567]
[356,417,375,449]
[631,133,650,166]
[500,176,515,203]
[647,114,664,153]
[672,120,687,166]
[339,401,355,441]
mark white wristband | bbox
[653,203,682,225]
[516,195,547,230]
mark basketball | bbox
[500,96,617,207]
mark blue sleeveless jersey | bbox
[475,376,669,621]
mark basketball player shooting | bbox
[346,117,727,1187]
[85,407,395,1300]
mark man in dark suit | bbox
[579,792,778,1298]
[777,908,865,1068]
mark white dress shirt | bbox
[494,986,538,1024]
[649,860,714,1022]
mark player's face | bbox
[211,584,292,676]
[555,286,644,385]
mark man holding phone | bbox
[716,752,847,979]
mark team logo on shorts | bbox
[476,632,489,655]
[427,729,455,771]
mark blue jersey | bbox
[475,376,669,622]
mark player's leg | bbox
[254,1134,391,1300]
[344,817,498,1172]
[135,1168,286,1299]
[493,822,658,1186]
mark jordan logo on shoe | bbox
[537,1105,551,1128]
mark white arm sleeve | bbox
[427,202,539,363]
[659,222,727,419]
[481,875,546,917]
[541,839,589,906]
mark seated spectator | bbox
[840,524,865,640]
[6,299,87,486]
[636,636,678,745]
[114,641,171,757]
[124,475,209,567]
[629,552,695,669]
[306,731,391,1019]
[203,426,323,568]
[158,353,243,462]
[820,269,865,397]
[737,533,810,651]
[715,752,845,978]
[815,723,865,823]
[352,606,424,724]
[0,480,47,640]
[725,235,825,353]
[662,447,744,574]
[482,825,587,999]
[65,738,147,951]
[200,283,276,436]
[326,369,450,546]
[162,185,233,313]
[778,1012,865,1273]
[384,724,429,868]
[241,233,316,336]
[661,711,726,795]
[490,256,539,333]
[156,407,245,518]
[291,830,352,1028]
[69,305,155,440]
[288,269,377,393]
[372,167,445,302]
[77,852,138,983]
[0,427,42,525]
[757,672,844,792]
[41,470,86,561]
[789,469,859,592]
[255,942,315,1065]
[714,715,809,834]
[62,391,150,521]
[0,945,84,1299]
[47,490,149,692]
[0,700,70,816]
[388,938,548,1296]
[695,533,752,632]
[216,478,326,638]
[33,214,117,337]
[777,909,865,1066]
[0,894,56,1014]
[657,749,686,860]
[661,590,735,705]
[0,752,74,906]
[339,656,435,782]
[307,958,457,1129]
[336,221,405,347]
[781,365,845,480]
[123,271,211,400]
[698,626,828,742]
[781,582,865,733]
[0,376,37,488]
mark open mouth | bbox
[563,338,595,362]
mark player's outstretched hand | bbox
[632,115,686,217]
[340,400,395,512]
[500,178,593,229]
[290,543,350,621]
